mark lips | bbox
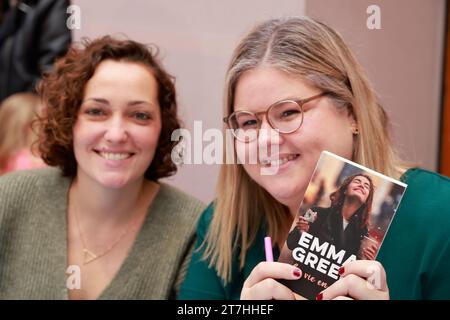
[353,187,365,195]
[94,149,135,161]
[260,154,300,167]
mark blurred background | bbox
[1,0,448,204]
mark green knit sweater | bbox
[0,168,205,299]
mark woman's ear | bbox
[350,122,359,135]
[346,106,359,135]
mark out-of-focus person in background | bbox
[0,92,46,175]
[0,0,71,102]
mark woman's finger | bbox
[241,278,296,300]
[339,260,388,291]
[319,273,388,300]
[333,295,354,300]
[365,244,377,255]
[297,222,309,232]
[243,262,302,288]
[363,247,376,260]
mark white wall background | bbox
[71,0,445,204]
[306,0,446,174]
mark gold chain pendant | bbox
[83,248,98,265]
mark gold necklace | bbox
[71,196,143,265]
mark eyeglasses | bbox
[223,92,327,142]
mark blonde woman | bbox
[0,93,46,175]
[179,17,450,300]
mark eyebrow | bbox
[234,96,298,112]
[82,97,155,108]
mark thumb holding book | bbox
[240,237,303,300]
[240,261,303,300]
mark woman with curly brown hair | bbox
[0,36,205,299]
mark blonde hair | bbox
[0,93,41,173]
[202,17,407,283]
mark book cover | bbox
[277,150,407,300]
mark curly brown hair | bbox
[329,173,375,228]
[36,36,180,181]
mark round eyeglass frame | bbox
[223,92,327,142]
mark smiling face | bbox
[73,60,162,189]
[346,175,371,204]
[233,67,355,211]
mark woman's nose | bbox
[258,117,281,148]
[104,118,128,143]
[257,117,281,165]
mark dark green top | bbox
[179,168,450,300]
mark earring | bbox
[351,125,359,135]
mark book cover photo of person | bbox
[278,151,407,300]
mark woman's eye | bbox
[241,119,257,127]
[133,112,151,121]
[85,108,105,116]
[282,110,299,117]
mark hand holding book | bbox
[240,245,389,300]
[316,260,389,300]
[240,261,303,300]
[239,151,406,300]
[296,216,312,233]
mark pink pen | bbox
[264,236,274,262]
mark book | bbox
[277,150,407,300]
